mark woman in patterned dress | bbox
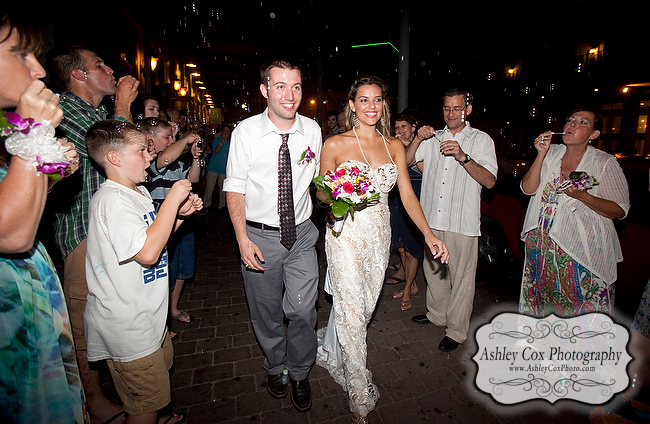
[0,10,88,424]
[519,108,630,318]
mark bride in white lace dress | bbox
[316,76,449,424]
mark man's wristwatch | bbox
[459,154,472,166]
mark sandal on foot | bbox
[392,290,404,299]
[400,299,412,311]
[384,276,405,285]
[171,310,192,323]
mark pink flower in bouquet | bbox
[335,168,347,178]
[313,162,382,236]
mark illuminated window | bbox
[638,115,647,134]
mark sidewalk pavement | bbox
[163,208,595,424]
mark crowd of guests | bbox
[0,10,213,423]
[1,7,648,424]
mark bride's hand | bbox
[239,238,265,271]
[425,234,449,264]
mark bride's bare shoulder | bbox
[324,131,355,149]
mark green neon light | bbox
[351,42,399,52]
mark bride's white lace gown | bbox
[317,132,398,417]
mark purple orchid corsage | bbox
[297,146,316,165]
[1,110,71,180]
[39,160,70,180]
[569,171,599,190]
[1,111,40,136]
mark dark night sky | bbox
[45,0,649,132]
[147,1,647,101]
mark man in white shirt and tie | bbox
[405,89,498,352]
[223,60,322,412]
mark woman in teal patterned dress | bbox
[0,10,89,424]
[519,108,630,318]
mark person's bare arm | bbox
[134,179,192,265]
[156,133,199,169]
[440,139,496,189]
[227,191,265,271]
[563,187,626,219]
[0,81,64,253]
[521,132,552,195]
[404,126,431,166]
[186,142,203,183]
[214,137,226,153]
[0,156,48,252]
[392,141,449,263]
[113,76,139,122]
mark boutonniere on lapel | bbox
[297,146,315,165]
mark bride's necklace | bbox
[352,126,395,168]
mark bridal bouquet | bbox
[313,163,380,236]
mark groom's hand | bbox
[240,239,265,271]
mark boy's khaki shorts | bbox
[63,239,89,351]
[107,333,173,415]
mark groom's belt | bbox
[246,220,280,231]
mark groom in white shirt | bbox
[223,60,322,412]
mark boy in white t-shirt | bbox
[83,120,202,424]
